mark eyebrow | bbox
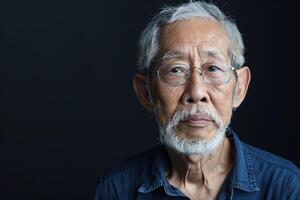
[158,51,186,63]
[157,49,227,64]
[202,49,226,61]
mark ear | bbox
[233,66,251,108]
[133,74,154,112]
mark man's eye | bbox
[169,67,182,73]
[207,65,222,72]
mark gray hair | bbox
[137,1,245,74]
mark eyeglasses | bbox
[149,64,235,87]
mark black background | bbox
[0,0,298,199]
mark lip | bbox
[180,115,213,127]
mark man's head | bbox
[133,1,251,155]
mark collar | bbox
[228,128,260,192]
[137,145,185,196]
[138,128,260,195]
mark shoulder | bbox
[94,145,163,199]
[241,142,300,197]
[242,142,299,176]
[101,145,161,180]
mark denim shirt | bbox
[94,129,300,199]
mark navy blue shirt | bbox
[94,130,300,199]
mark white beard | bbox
[158,105,228,155]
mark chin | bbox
[159,126,227,155]
[176,125,218,142]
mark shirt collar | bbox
[138,128,260,194]
[138,145,185,196]
[229,128,260,192]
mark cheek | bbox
[209,87,234,123]
[154,86,183,123]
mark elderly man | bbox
[94,1,299,199]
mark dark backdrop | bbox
[0,0,297,199]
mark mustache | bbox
[165,105,223,128]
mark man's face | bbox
[150,18,237,143]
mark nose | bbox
[181,69,210,105]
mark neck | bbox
[165,137,235,197]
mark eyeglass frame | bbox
[146,64,238,87]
